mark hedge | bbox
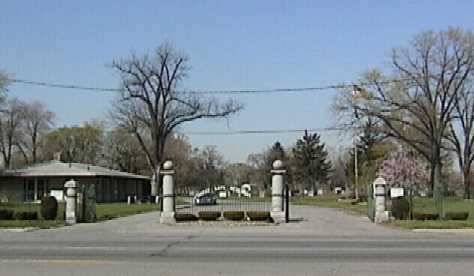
[246,211,271,221]
[41,196,58,220]
[13,211,38,220]
[445,212,469,221]
[413,212,439,221]
[175,213,198,222]
[391,198,410,220]
[198,211,221,221]
[0,209,14,220]
[223,211,245,221]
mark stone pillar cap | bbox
[64,179,77,188]
[373,177,386,186]
[272,160,284,170]
[163,160,173,170]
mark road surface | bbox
[1,205,473,275]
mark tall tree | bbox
[0,98,25,169]
[292,130,332,194]
[43,122,104,164]
[0,71,8,102]
[447,85,474,198]
[102,127,149,174]
[17,101,55,164]
[335,28,474,196]
[246,141,289,192]
[111,43,242,195]
[196,145,225,191]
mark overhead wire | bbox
[8,77,413,95]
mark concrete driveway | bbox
[1,205,473,276]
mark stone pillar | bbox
[271,160,286,223]
[160,161,176,224]
[373,177,389,223]
[64,179,77,226]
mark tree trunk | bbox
[429,161,436,195]
[463,166,471,199]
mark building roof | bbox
[1,161,149,180]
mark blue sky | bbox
[1,1,474,162]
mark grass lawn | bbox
[290,195,368,216]
[289,195,474,229]
[389,197,474,229]
[411,197,474,217]
[0,220,64,229]
[95,203,159,221]
[1,202,161,228]
[390,220,474,229]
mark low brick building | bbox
[0,161,150,203]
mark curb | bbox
[413,229,474,234]
[0,227,40,233]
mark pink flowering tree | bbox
[377,152,429,192]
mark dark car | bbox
[193,193,217,205]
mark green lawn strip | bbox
[0,220,64,229]
[411,197,474,217]
[0,202,66,220]
[95,203,159,221]
[290,196,367,216]
[389,220,474,229]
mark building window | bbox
[26,180,35,202]
[25,179,47,202]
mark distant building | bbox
[0,161,150,203]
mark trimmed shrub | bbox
[445,212,469,221]
[14,211,38,220]
[413,212,439,221]
[223,211,245,221]
[41,196,58,220]
[0,209,14,220]
[198,211,221,221]
[175,213,198,222]
[357,195,368,203]
[246,211,271,221]
[391,197,410,220]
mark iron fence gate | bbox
[367,183,375,222]
[176,195,272,216]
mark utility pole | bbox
[352,85,361,200]
[354,141,359,200]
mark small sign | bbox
[390,187,404,198]
[50,190,64,201]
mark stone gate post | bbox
[64,179,77,226]
[271,160,286,223]
[160,161,176,224]
[373,177,389,223]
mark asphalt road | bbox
[1,206,474,275]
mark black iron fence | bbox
[385,186,474,221]
[176,195,271,216]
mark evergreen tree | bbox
[266,142,285,167]
[292,130,332,194]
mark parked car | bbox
[194,193,217,205]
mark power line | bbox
[183,127,342,135]
[8,77,414,95]
[10,78,121,93]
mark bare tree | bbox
[0,71,8,98]
[0,98,26,169]
[337,28,474,195]
[447,84,474,198]
[17,101,55,164]
[111,44,242,195]
[101,127,148,174]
